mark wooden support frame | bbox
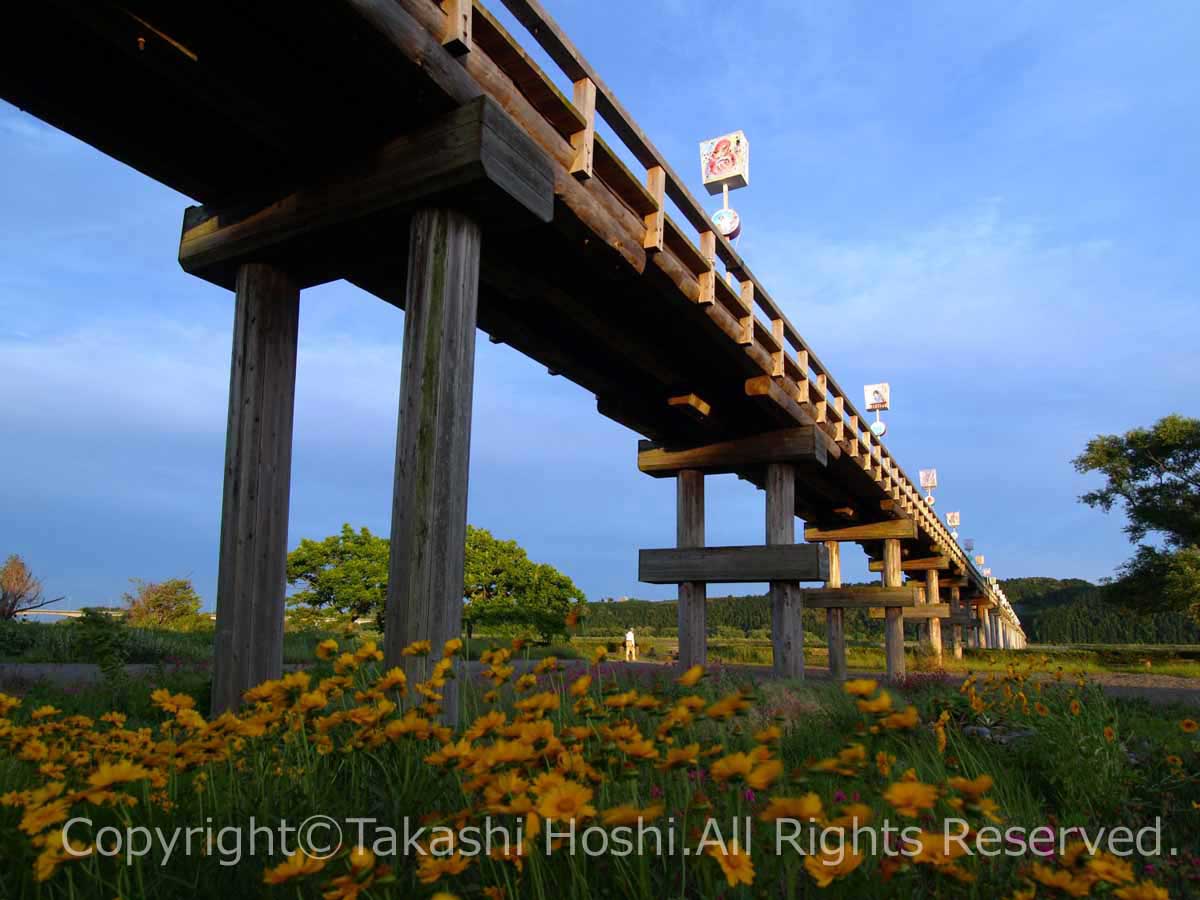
[804,519,917,543]
[824,541,846,681]
[882,537,906,683]
[383,207,482,724]
[637,427,828,477]
[643,166,665,252]
[677,470,706,668]
[639,543,828,584]
[803,586,920,609]
[867,555,949,573]
[667,393,711,421]
[766,463,804,679]
[569,77,596,179]
[868,604,950,620]
[211,263,300,715]
[441,0,472,54]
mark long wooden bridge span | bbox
[2,0,1023,713]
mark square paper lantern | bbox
[919,469,938,490]
[946,511,961,528]
[699,131,750,195]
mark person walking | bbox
[624,628,637,662]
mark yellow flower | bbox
[746,759,783,790]
[401,640,432,657]
[262,850,326,884]
[315,639,338,660]
[88,761,152,790]
[536,781,596,822]
[710,752,755,783]
[442,638,463,658]
[1035,702,1049,716]
[880,705,920,730]
[601,804,664,827]
[856,691,893,714]
[1166,754,1183,768]
[374,667,408,693]
[883,781,938,817]
[759,793,823,823]
[947,774,993,797]
[1180,718,1199,734]
[348,846,375,873]
[705,692,752,720]
[706,838,754,887]
[1031,862,1094,897]
[876,751,895,777]
[1104,725,1116,743]
[1070,699,1082,716]
[417,852,471,884]
[1086,852,1135,885]
[754,725,782,744]
[591,646,608,665]
[658,743,700,770]
[843,678,878,698]
[676,665,705,687]
[569,674,592,697]
[804,844,863,887]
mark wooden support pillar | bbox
[825,541,846,681]
[882,537,906,683]
[383,208,482,724]
[212,263,300,715]
[976,604,989,649]
[925,568,943,664]
[677,470,706,668]
[950,585,964,660]
[766,463,804,679]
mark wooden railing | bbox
[440,0,1012,623]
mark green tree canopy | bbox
[285,524,586,639]
[1074,414,1200,619]
[122,577,205,630]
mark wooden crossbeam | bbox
[868,555,949,573]
[639,544,828,584]
[869,604,951,620]
[667,393,710,421]
[803,519,917,542]
[800,587,919,609]
[637,427,828,478]
[179,98,553,289]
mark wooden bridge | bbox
[2,0,1023,713]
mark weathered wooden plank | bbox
[383,208,481,724]
[767,463,804,679]
[643,166,665,251]
[677,470,706,668]
[212,263,300,714]
[179,97,553,288]
[663,215,708,276]
[824,541,846,681]
[867,555,949,572]
[569,77,596,179]
[441,0,472,54]
[868,603,950,620]
[883,537,906,683]
[667,393,711,420]
[639,544,828,584]
[593,135,657,216]
[805,519,917,542]
[802,587,920,609]
[926,567,943,661]
[638,427,827,477]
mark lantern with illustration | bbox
[864,382,890,437]
[700,131,749,240]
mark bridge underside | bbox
[2,0,1021,709]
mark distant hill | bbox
[1001,577,1200,645]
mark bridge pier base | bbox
[383,207,482,725]
[676,470,706,668]
[767,464,804,679]
[882,537,906,683]
[824,541,847,681]
[211,263,300,715]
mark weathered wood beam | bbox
[677,470,706,668]
[801,586,920,609]
[667,393,711,421]
[179,97,553,289]
[824,541,847,681]
[805,519,917,542]
[211,263,300,715]
[868,604,951,620]
[882,537,906,683]
[767,463,804,679]
[867,555,949,572]
[383,208,481,724]
[639,544,828,584]
[637,427,828,478]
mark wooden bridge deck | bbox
[1,0,1022,710]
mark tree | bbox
[284,523,586,639]
[463,526,586,639]
[122,578,205,630]
[1074,414,1200,619]
[286,525,389,625]
[0,555,62,619]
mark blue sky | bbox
[1,1,1197,611]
